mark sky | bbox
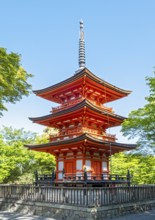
[0,0,155,144]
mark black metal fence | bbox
[0,184,155,207]
[35,169,131,187]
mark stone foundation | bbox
[0,198,155,220]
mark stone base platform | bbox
[0,198,155,220]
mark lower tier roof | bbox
[25,133,136,155]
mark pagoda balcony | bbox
[89,100,114,113]
[52,98,114,113]
[49,127,116,142]
[34,169,131,187]
[52,98,83,113]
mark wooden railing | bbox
[61,173,127,182]
[52,98,82,113]
[51,98,113,114]
[36,173,127,182]
[50,127,116,142]
[34,170,131,187]
[89,100,113,112]
[0,184,155,207]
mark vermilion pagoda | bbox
[27,21,136,185]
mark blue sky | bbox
[0,0,155,143]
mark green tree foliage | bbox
[121,74,155,153]
[111,153,155,184]
[0,48,32,116]
[0,126,36,145]
[0,126,55,184]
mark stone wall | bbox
[0,198,155,220]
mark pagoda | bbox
[27,21,136,185]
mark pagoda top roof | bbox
[25,133,136,154]
[33,68,131,102]
[29,99,125,127]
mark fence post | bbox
[127,170,131,187]
[52,169,56,181]
[84,168,87,182]
[34,170,38,186]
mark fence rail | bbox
[0,184,155,207]
[35,170,131,186]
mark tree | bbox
[0,126,37,145]
[111,152,155,184]
[0,126,55,184]
[0,48,32,116]
[121,73,155,153]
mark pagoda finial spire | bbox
[79,19,85,69]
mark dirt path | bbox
[0,209,155,220]
[111,208,155,220]
[0,211,58,220]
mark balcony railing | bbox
[89,100,113,112]
[52,98,83,113]
[52,98,114,114]
[50,127,116,142]
[34,169,131,187]
[62,173,127,182]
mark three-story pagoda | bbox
[27,21,136,184]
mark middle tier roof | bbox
[29,99,125,129]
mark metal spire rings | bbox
[79,20,86,69]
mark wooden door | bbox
[65,161,74,175]
[93,161,101,180]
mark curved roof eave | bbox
[29,99,126,123]
[33,67,132,96]
[25,133,136,150]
